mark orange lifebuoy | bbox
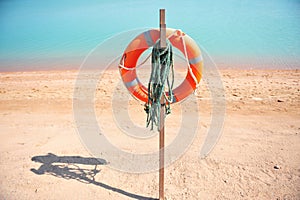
[119,28,203,103]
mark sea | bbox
[0,0,299,71]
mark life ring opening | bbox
[135,48,187,90]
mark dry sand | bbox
[0,69,299,199]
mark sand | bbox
[0,69,299,199]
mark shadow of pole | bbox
[31,153,156,200]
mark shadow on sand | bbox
[31,153,156,200]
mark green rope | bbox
[144,40,174,131]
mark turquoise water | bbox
[0,0,300,71]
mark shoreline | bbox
[0,67,300,74]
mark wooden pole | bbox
[160,9,166,48]
[159,8,166,200]
[159,100,165,200]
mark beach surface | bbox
[0,69,299,199]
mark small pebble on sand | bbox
[274,165,280,170]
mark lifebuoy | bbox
[119,28,203,103]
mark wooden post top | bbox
[160,9,165,24]
[159,9,166,48]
